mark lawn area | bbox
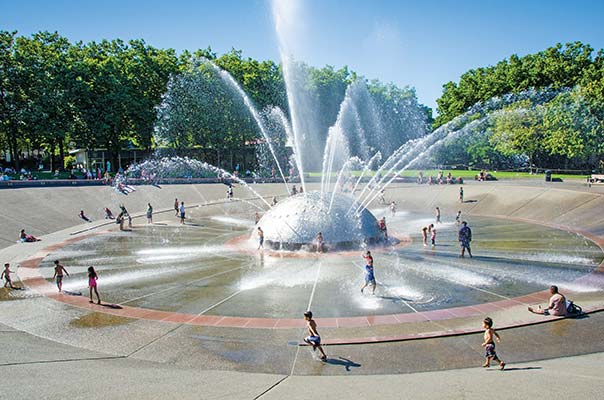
[308,169,590,180]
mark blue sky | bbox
[2,0,603,112]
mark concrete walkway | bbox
[2,326,603,399]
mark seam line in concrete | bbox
[253,375,289,399]
[0,355,126,367]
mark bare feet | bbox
[319,355,327,361]
[500,362,506,370]
[482,362,490,368]
[528,306,534,313]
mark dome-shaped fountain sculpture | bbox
[256,190,382,250]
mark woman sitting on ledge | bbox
[528,285,567,316]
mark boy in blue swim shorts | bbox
[360,251,376,295]
[303,311,327,361]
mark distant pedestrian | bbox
[421,226,428,247]
[458,221,473,258]
[226,184,233,200]
[429,223,436,247]
[87,266,101,304]
[52,260,69,292]
[455,210,462,225]
[390,201,396,216]
[459,186,464,203]
[435,207,441,224]
[1,263,16,289]
[379,189,386,204]
[303,311,327,361]
[291,185,297,196]
[146,203,153,224]
[481,317,505,370]
[179,201,186,224]
[316,232,324,253]
[257,227,264,250]
[255,212,260,224]
[174,198,179,216]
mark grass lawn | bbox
[308,169,590,180]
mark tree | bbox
[490,100,545,172]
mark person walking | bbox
[459,186,464,203]
[458,221,473,258]
[179,201,186,224]
[303,311,327,361]
[146,203,153,224]
[174,198,179,216]
[257,227,264,250]
[481,317,505,370]
[87,266,101,304]
[52,260,69,292]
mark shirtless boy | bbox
[303,311,327,361]
[1,263,16,289]
[481,317,505,370]
[52,260,70,292]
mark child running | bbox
[87,266,101,304]
[429,223,436,247]
[360,251,376,295]
[303,311,327,361]
[52,260,69,292]
[1,263,16,289]
[481,317,505,370]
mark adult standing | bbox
[174,198,179,216]
[179,201,186,224]
[458,221,473,258]
[146,203,153,224]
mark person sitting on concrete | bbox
[19,229,40,242]
[104,207,115,219]
[79,210,92,222]
[528,285,567,316]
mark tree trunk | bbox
[58,137,65,170]
[9,127,19,170]
[49,140,56,172]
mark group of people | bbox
[2,259,101,304]
[417,171,464,185]
[174,198,186,224]
[419,207,472,257]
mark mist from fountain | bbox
[204,61,291,196]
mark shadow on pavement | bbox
[325,356,361,372]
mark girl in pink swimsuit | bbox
[88,266,101,304]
